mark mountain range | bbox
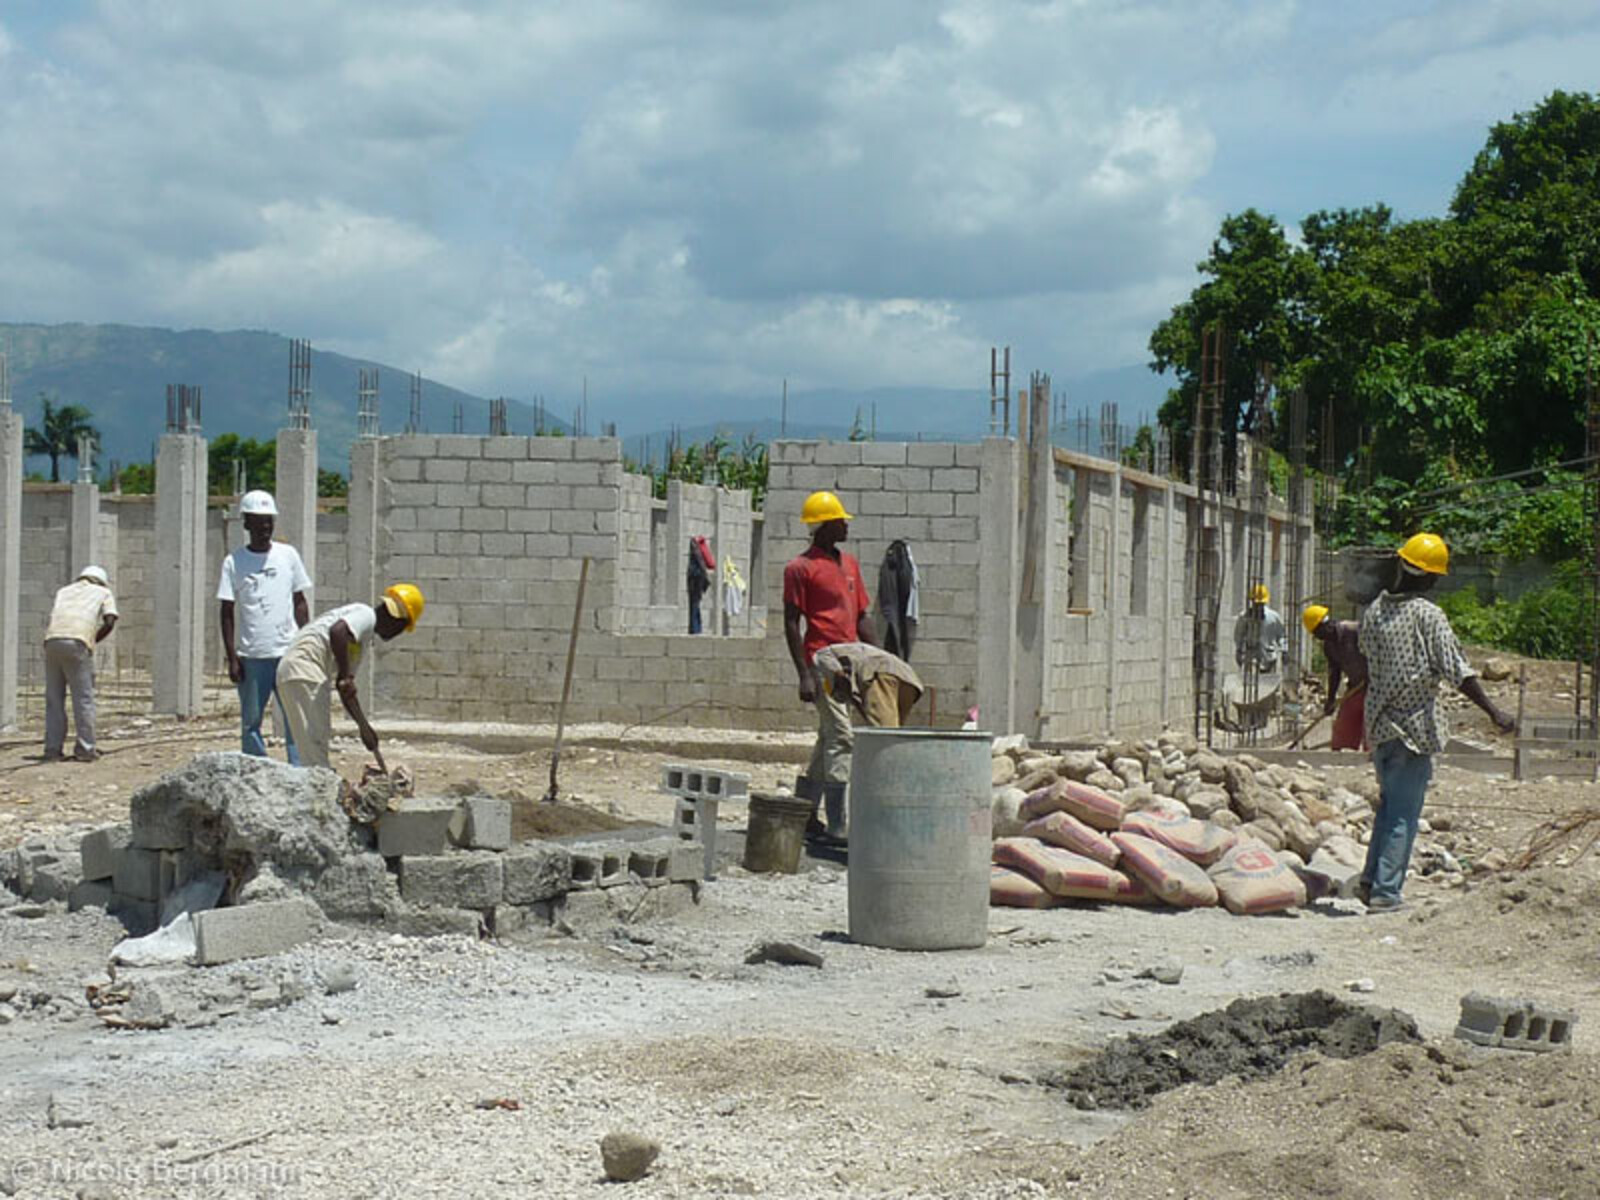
[1,322,1172,476]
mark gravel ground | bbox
[4,675,1600,1198]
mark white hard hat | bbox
[240,490,278,516]
[79,565,109,587]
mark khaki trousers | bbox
[278,677,334,770]
[805,670,854,786]
[44,638,97,758]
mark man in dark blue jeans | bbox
[1358,533,1514,912]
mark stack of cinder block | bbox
[1455,993,1578,1053]
[2,753,706,964]
[661,762,749,881]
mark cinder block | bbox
[25,850,82,903]
[628,843,671,887]
[113,847,176,902]
[673,797,720,881]
[312,854,400,921]
[193,899,320,965]
[69,879,113,912]
[383,902,485,938]
[570,843,629,888]
[128,792,190,850]
[80,824,131,881]
[448,797,512,851]
[502,843,573,903]
[378,802,458,857]
[400,852,504,909]
[1455,993,1578,1053]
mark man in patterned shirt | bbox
[1357,533,1514,912]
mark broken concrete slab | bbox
[400,852,504,909]
[24,850,82,904]
[501,843,573,904]
[192,898,321,965]
[378,800,458,858]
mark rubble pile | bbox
[0,753,703,966]
[987,732,1473,913]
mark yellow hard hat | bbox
[1302,604,1330,635]
[801,490,853,525]
[1398,532,1449,576]
[383,582,425,632]
[1250,584,1270,605]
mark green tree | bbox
[208,434,277,495]
[317,469,348,498]
[23,394,100,482]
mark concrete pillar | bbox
[347,437,382,707]
[1014,388,1052,740]
[153,432,208,715]
[275,428,318,589]
[976,437,1019,735]
[70,481,100,580]
[1105,466,1123,738]
[0,408,21,731]
[664,479,686,622]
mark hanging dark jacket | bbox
[878,539,918,660]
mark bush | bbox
[1438,567,1593,660]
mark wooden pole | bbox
[544,556,591,803]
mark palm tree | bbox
[23,394,100,482]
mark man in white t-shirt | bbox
[43,565,119,762]
[276,583,425,771]
[218,491,313,764]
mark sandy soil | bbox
[2,667,1599,1198]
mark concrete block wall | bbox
[107,496,156,678]
[616,475,758,638]
[17,487,72,685]
[315,510,351,611]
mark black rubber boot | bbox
[795,775,828,841]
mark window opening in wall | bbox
[1068,468,1092,611]
[1130,486,1150,617]
[749,515,765,611]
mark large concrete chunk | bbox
[128,753,358,872]
[502,843,573,904]
[400,852,504,909]
[192,898,320,965]
[378,801,458,857]
[80,824,131,881]
[24,849,82,903]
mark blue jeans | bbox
[1363,739,1432,901]
[239,657,298,766]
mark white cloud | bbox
[1,0,1598,429]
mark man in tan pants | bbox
[43,566,118,762]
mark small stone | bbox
[1347,978,1377,993]
[1148,962,1184,986]
[0,983,17,1002]
[600,1131,661,1182]
[323,964,359,995]
[8,904,49,919]
[0,1004,15,1025]
[744,941,823,968]
[322,1010,343,1025]
[924,983,962,999]
[155,1136,179,1150]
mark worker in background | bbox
[1358,534,1514,913]
[1304,604,1367,751]
[42,565,118,762]
[784,491,876,844]
[1234,584,1287,675]
[218,490,312,763]
[275,584,425,772]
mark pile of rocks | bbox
[989,733,1470,897]
[1,753,703,963]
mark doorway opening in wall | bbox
[648,501,668,606]
[1068,469,1092,612]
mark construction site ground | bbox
[3,656,1600,1199]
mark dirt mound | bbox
[1046,991,1421,1110]
[1068,1040,1600,1200]
[509,795,637,840]
[1409,862,1600,973]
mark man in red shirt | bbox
[784,490,877,842]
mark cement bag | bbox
[992,787,1028,839]
[1022,811,1120,869]
[992,838,1151,903]
[1120,808,1237,867]
[990,864,1057,909]
[1059,780,1126,831]
[1110,832,1218,908]
[1207,837,1307,915]
[1017,779,1069,821]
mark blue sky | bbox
[2,1,1597,436]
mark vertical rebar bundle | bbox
[1192,323,1227,745]
[489,398,508,436]
[1239,369,1274,745]
[407,371,422,435]
[452,400,464,435]
[989,347,1011,436]
[1155,427,1172,477]
[357,368,380,439]
[1099,402,1120,462]
[166,384,202,433]
[287,339,312,431]
[0,351,9,409]
[76,434,96,485]
[1285,387,1310,739]
[1314,398,1338,609]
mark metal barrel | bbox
[847,728,993,951]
